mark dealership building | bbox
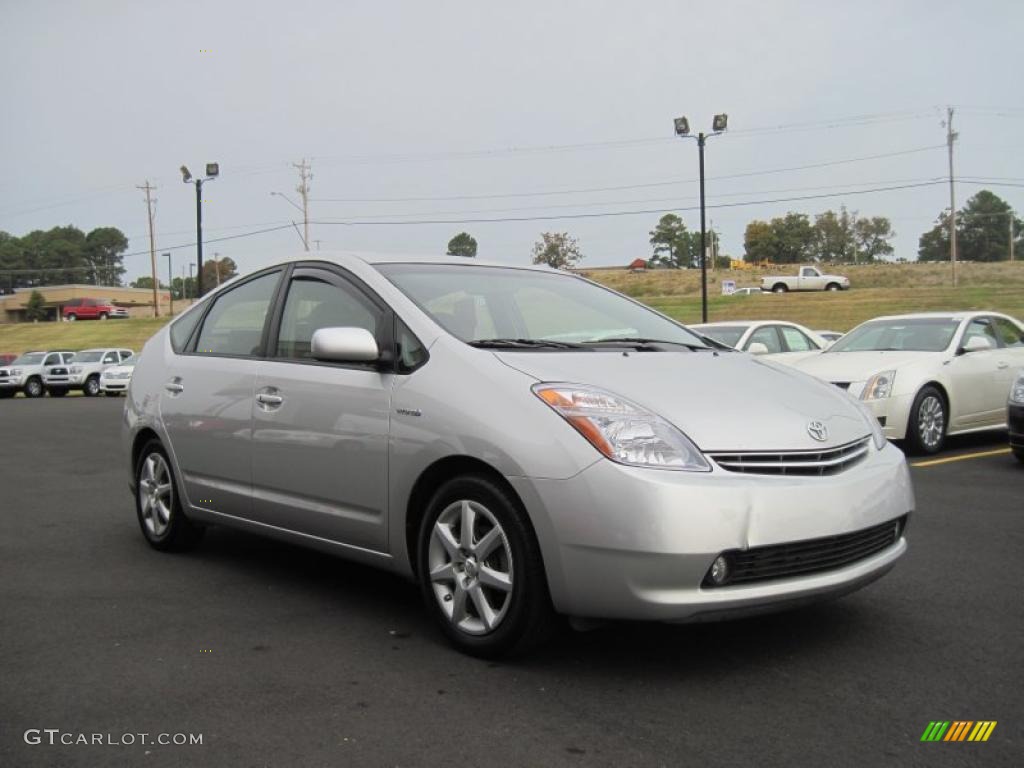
[0,285,170,324]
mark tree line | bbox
[0,226,129,293]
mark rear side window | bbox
[195,272,280,357]
[275,276,381,360]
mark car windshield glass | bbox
[827,318,960,352]
[378,264,709,348]
[693,325,747,348]
[13,353,46,365]
[74,351,104,362]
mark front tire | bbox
[135,440,204,551]
[99,312,108,321]
[907,385,947,455]
[24,378,44,398]
[826,282,840,291]
[417,475,555,658]
[83,376,101,397]
[66,314,77,322]
[772,283,788,293]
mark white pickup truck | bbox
[761,266,850,293]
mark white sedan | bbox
[99,360,136,396]
[793,312,1024,454]
[691,320,827,364]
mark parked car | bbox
[0,350,76,398]
[761,266,850,293]
[46,348,134,396]
[793,312,1024,454]
[816,330,845,345]
[691,320,827,364]
[0,353,17,367]
[126,254,913,657]
[100,359,136,396]
[730,287,763,296]
[62,298,129,321]
[1009,369,1024,463]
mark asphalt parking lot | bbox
[1,397,1021,767]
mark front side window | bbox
[275,276,381,360]
[43,354,61,366]
[194,272,280,357]
[696,325,747,348]
[378,264,709,348]
[961,317,1000,350]
[780,326,816,352]
[746,326,783,353]
[103,352,118,364]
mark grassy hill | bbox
[583,261,1024,331]
[1,262,1021,354]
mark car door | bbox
[101,350,119,369]
[991,317,1024,398]
[947,317,1005,427]
[160,269,283,519]
[250,267,393,552]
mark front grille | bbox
[832,382,850,390]
[50,367,68,375]
[706,516,906,587]
[708,437,871,476]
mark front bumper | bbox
[510,441,913,621]
[100,379,129,391]
[0,376,26,390]
[860,393,913,441]
[44,374,86,389]
[1010,403,1024,449]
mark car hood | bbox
[103,365,134,375]
[492,350,870,452]
[793,351,937,382]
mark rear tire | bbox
[772,283,788,293]
[417,474,555,658]
[135,440,204,551]
[48,388,68,397]
[24,378,44,398]
[99,312,108,321]
[83,376,101,397]
[906,385,947,455]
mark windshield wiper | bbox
[580,337,713,351]
[469,338,589,350]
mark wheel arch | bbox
[905,380,950,438]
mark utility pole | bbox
[945,107,958,287]
[187,263,195,301]
[138,181,159,316]
[164,253,173,316]
[294,158,312,252]
[213,252,221,286]
[1010,215,1016,262]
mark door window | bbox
[746,326,783,353]
[992,317,1024,348]
[103,352,118,364]
[194,272,280,357]
[780,326,817,352]
[44,354,60,366]
[961,317,1000,350]
[275,276,382,360]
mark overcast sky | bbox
[2,0,1022,283]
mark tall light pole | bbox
[674,113,728,323]
[180,163,219,298]
[187,263,195,301]
[163,252,173,316]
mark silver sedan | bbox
[125,254,914,657]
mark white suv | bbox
[45,348,134,397]
[0,351,76,398]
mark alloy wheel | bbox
[428,499,514,635]
[917,395,945,450]
[138,453,173,537]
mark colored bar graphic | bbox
[921,720,996,743]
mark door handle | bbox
[997,362,1009,370]
[164,379,184,394]
[256,393,283,407]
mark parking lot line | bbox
[911,448,1011,468]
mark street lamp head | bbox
[673,116,691,136]
[180,165,193,183]
[205,162,220,178]
[712,113,729,133]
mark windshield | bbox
[828,318,960,353]
[13,353,46,365]
[74,351,105,363]
[693,325,747,348]
[378,264,709,348]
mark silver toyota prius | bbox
[125,253,914,657]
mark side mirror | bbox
[311,327,379,363]
[748,342,770,355]
[961,335,994,354]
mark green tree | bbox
[853,216,895,262]
[446,232,478,258]
[743,220,777,263]
[171,276,195,300]
[84,227,128,285]
[201,257,238,287]
[531,232,583,270]
[25,290,47,321]
[918,212,951,262]
[918,190,1023,262]
[773,213,814,264]
[130,276,168,290]
[649,214,698,268]
[813,208,856,263]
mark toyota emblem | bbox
[807,420,828,442]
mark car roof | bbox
[862,311,1004,323]
[264,250,559,273]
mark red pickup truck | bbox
[62,298,129,321]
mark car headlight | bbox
[862,370,895,400]
[10,368,21,376]
[533,384,710,471]
[70,365,83,374]
[1011,371,1024,405]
